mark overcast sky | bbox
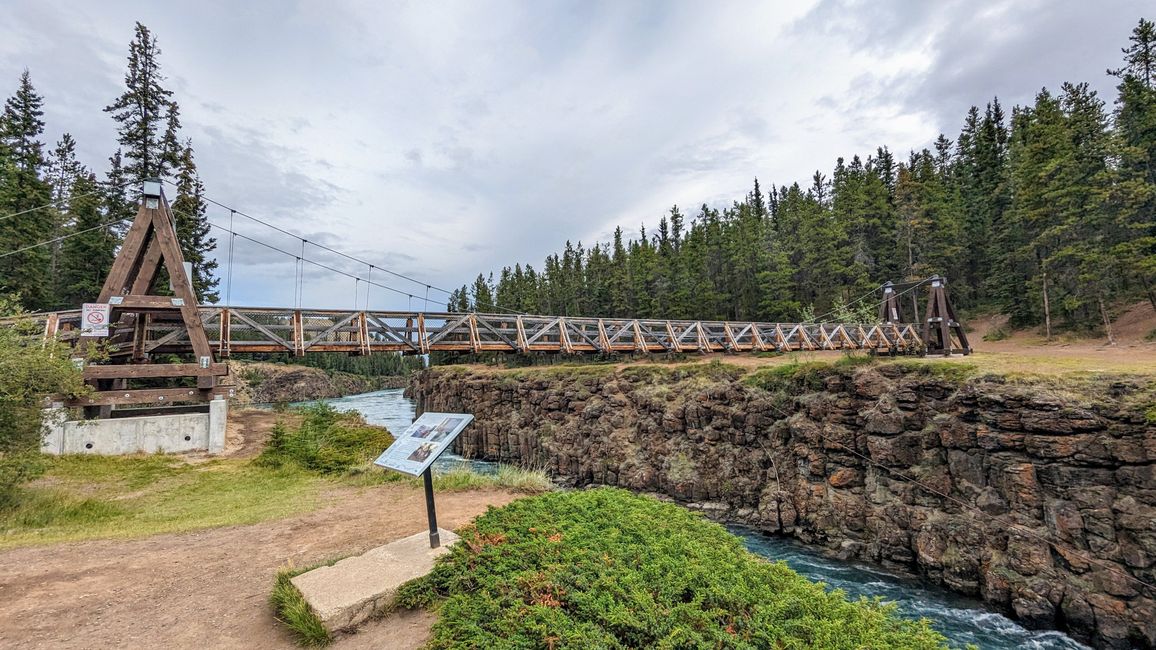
[0,0,1148,310]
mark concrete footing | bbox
[291,529,460,633]
[42,397,229,455]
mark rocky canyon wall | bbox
[411,361,1156,648]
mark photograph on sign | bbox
[80,303,110,337]
[373,412,474,477]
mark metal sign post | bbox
[373,412,474,549]
[422,468,440,547]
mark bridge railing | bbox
[8,306,926,356]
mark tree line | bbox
[0,22,217,313]
[450,19,1156,337]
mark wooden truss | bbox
[33,307,928,358]
[74,182,228,407]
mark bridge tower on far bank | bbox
[921,276,971,356]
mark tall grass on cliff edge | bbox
[397,488,948,649]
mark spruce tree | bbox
[104,22,177,182]
[45,134,83,290]
[56,173,116,307]
[0,70,53,310]
[1110,19,1156,309]
[170,142,218,302]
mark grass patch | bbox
[0,458,322,548]
[255,403,393,474]
[0,488,124,529]
[433,465,554,493]
[398,488,947,649]
[271,560,340,647]
[1,402,542,549]
[619,360,746,383]
[743,360,832,393]
[886,359,979,382]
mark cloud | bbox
[1,0,1148,312]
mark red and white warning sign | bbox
[81,303,110,337]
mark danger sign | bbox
[81,303,110,337]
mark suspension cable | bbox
[0,176,140,223]
[0,216,133,259]
[158,179,521,314]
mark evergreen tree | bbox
[56,172,116,306]
[104,149,135,237]
[104,22,177,182]
[45,134,83,287]
[471,273,494,312]
[170,142,218,302]
[0,70,53,310]
[1110,19,1156,309]
[458,17,1156,336]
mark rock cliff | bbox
[411,361,1156,648]
[227,361,406,404]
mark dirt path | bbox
[0,485,518,649]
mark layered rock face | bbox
[411,363,1156,648]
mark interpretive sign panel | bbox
[80,303,110,337]
[373,412,474,477]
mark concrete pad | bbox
[290,528,459,632]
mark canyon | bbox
[410,359,1156,649]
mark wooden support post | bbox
[723,322,739,351]
[218,309,231,357]
[357,312,371,356]
[515,316,528,352]
[665,322,682,353]
[597,319,611,353]
[468,313,480,354]
[291,310,305,356]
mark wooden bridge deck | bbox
[23,306,925,356]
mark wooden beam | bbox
[66,387,212,407]
[83,362,228,379]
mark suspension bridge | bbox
[3,181,970,408]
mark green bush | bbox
[398,489,946,649]
[983,326,1010,342]
[254,404,393,474]
[0,302,87,508]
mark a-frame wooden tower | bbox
[72,180,228,409]
[921,275,971,356]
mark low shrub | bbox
[254,404,393,474]
[398,488,946,649]
[983,326,1010,342]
